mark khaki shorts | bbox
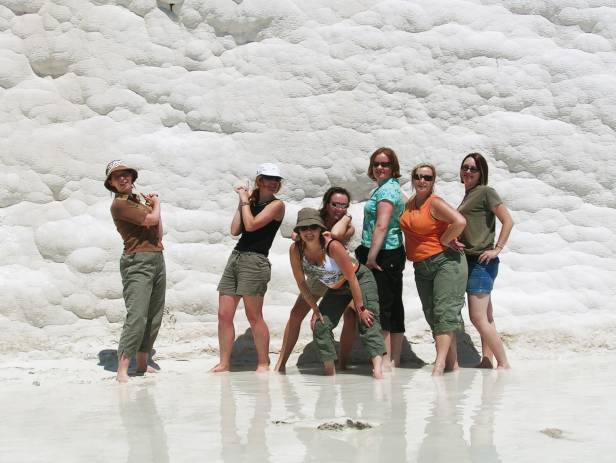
[217,250,271,297]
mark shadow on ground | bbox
[97,349,160,375]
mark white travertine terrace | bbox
[0,0,615,356]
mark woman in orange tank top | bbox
[399,163,468,376]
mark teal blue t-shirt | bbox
[361,177,405,250]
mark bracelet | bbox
[495,243,504,249]
[239,201,250,207]
[357,305,366,313]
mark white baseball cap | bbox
[256,163,283,179]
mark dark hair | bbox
[367,147,401,180]
[460,152,489,185]
[249,174,282,203]
[319,186,352,221]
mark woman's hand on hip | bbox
[365,257,383,271]
[358,306,374,327]
[310,309,324,331]
[478,248,499,264]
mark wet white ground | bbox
[1,353,615,463]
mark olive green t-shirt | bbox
[457,185,502,256]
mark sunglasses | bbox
[412,174,434,181]
[262,175,282,182]
[372,161,392,168]
[297,225,322,232]
[329,202,349,209]
[460,166,479,173]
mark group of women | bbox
[105,148,513,382]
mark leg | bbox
[381,330,392,371]
[313,289,349,374]
[468,294,510,369]
[243,295,270,372]
[356,268,386,379]
[117,253,156,383]
[372,247,405,369]
[211,293,241,372]
[476,296,496,369]
[117,352,130,383]
[430,251,466,373]
[445,331,459,372]
[338,306,357,370]
[433,331,455,376]
[274,295,311,372]
[137,254,166,374]
[389,332,404,368]
[371,355,384,379]
[135,352,156,374]
[323,360,336,376]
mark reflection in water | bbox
[417,370,508,463]
[417,373,474,462]
[470,372,505,463]
[118,386,169,463]
[277,372,413,463]
[220,374,272,463]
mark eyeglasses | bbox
[329,202,349,210]
[412,174,434,181]
[460,166,479,173]
[261,175,282,182]
[111,171,133,179]
[372,161,391,168]
[297,225,322,232]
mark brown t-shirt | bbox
[111,194,163,254]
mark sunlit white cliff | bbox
[1,0,615,357]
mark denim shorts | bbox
[466,256,499,294]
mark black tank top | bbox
[235,200,282,257]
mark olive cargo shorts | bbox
[413,250,467,334]
[118,251,166,359]
[217,250,272,297]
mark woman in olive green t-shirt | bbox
[458,153,513,370]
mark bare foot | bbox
[273,363,286,374]
[255,364,270,373]
[444,362,459,373]
[136,366,159,376]
[475,357,494,369]
[210,363,230,373]
[116,372,130,383]
[323,361,336,376]
[432,362,445,376]
[496,363,511,370]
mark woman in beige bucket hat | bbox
[105,160,166,383]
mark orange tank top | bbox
[399,195,448,262]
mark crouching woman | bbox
[105,160,166,383]
[290,208,386,379]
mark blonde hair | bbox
[249,174,282,203]
[410,163,437,193]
